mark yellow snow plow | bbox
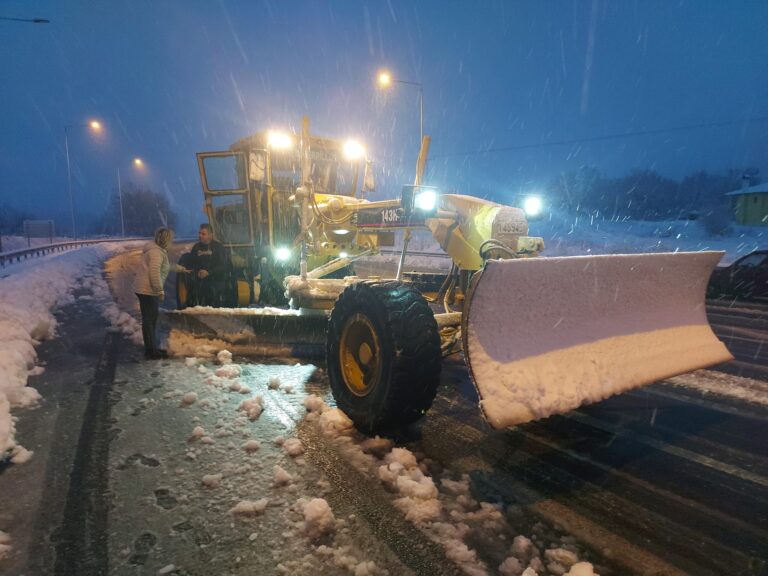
[165,117,733,432]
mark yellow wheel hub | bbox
[339,313,382,396]
[236,279,250,306]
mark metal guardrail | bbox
[0,240,449,269]
[0,237,148,267]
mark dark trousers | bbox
[136,293,160,352]
[188,277,225,307]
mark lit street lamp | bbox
[64,120,102,239]
[377,69,424,144]
[117,157,146,237]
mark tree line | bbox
[547,167,760,223]
[0,183,178,238]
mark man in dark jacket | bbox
[188,224,228,307]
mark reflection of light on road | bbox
[243,364,318,429]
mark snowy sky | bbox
[2,0,767,234]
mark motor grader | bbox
[167,117,732,433]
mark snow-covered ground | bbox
[0,235,74,254]
[0,218,766,572]
[530,213,765,263]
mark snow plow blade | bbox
[462,251,734,430]
[162,307,329,357]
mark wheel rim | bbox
[339,313,382,397]
[236,279,250,306]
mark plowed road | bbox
[0,296,766,576]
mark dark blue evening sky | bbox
[2,0,766,234]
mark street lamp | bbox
[117,157,146,237]
[376,68,424,144]
[64,120,103,239]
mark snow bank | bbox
[0,243,127,459]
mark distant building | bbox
[725,182,768,226]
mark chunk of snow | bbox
[318,408,354,437]
[268,376,281,389]
[215,364,241,379]
[273,465,293,486]
[565,562,599,576]
[181,392,197,406]
[302,394,326,413]
[354,560,378,576]
[393,496,442,523]
[512,535,536,561]
[384,447,419,469]
[241,440,261,453]
[230,499,269,516]
[157,564,176,575]
[10,445,33,464]
[545,548,579,568]
[283,438,304,457]
[202,473,223,488]
[238,396,264,421]
[300,498,336,539]
[217,350,233,364]
[191,426,206,438]
[499,557,524,576]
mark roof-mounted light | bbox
[343,139,365,161]
[267,131,293,150]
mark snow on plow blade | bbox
[162,307,329,357]
[462,251,734,430]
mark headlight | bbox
[267,131,293,149]
[523,196,543,217]
[275,247,291,261]
[343,139,365,160]
[414,189,437,212]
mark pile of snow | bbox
[531,214,764,264]
[0,243,131,461]
[297,498,336,539]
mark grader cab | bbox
[166,117,732,433]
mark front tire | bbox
[326,281,441,433]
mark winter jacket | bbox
[135,241,175,296]
[188,239,228,281]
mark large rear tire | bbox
[326,281,441,433]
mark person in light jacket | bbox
[134,227,186,359]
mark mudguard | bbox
[462,252,734,429]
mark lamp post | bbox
[377,69,424,144]
[117,157,146,237]
[64,120,102,239]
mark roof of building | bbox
[725,182,768,196]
